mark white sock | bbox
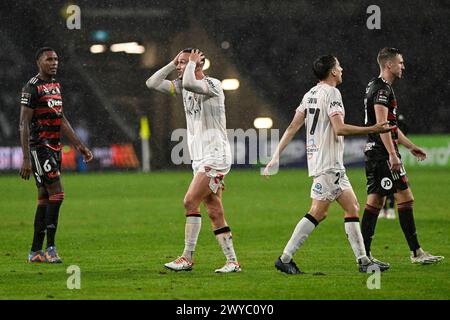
[182,216,201,261]
[344,220,370,264]
[215,228,237,262]
[280,215,317,263]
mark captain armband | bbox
[170,81,176,96]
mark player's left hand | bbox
[410,146,427,161]
[19,157,32,180]
[189,49,205,65]
[78,145,93,163]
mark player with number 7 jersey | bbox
[264,55,394,274]
[299,81,345,178]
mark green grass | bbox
[0,168,449,300]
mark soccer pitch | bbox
[0,168,448,300]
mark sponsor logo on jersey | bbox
[48,171,61,179]
[37,83,61,96]
[48,99,63,108]
[365,142,375,152]
[47,100,63,116]
[381,177,393,190]
[21,92,31,105]
[40,85,60,95]
[205,78,215,88]
[376,90,389,104]
[34,172,42,184]
[330,101,342,108]
[307,139,319,159]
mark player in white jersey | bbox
[264,55,393,274]
[146,48,240,273]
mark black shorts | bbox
[30,146,62,187]
[365,159,409,195]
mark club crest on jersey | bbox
[185,94,201,115]
[381,177,393,190]
[38,84,61,95]
[313,183,323,194]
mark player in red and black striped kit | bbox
[19,47,93,263]
[361,47,443,265]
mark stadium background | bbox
[0,0,449,172]
[0,0,449,302]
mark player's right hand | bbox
[172,51,183,66]
[388,153,402,172]
[19,158,32,180]
[373,121,396,133]
[263,159,278,178]
[78,145,93,163]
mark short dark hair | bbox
[181,47,206,64]
[377,47,401,66]
[35,47,55,61]
[312,55,337,80]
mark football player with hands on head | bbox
[146,48,240,273]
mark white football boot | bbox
[386,208,396,220]
[378,209,386,219]
[410,248,444,264]
[164,256,193,271]
[215,261,241,273]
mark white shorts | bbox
[310,170,353,202]
[192,160,231,194]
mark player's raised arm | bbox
[61,115,93,163]
[19,105,34,180]
[330,112,393,136]
[145,51,181,96]
[182,49,212,95]
[264,111,305,176]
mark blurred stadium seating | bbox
[0,0,448,171]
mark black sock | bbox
[361,204,380,256]
[45,195,63,249]
[31,205,47,252]
[398,201,420,252]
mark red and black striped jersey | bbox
[21,75,63,151]
[363,77,399,160]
